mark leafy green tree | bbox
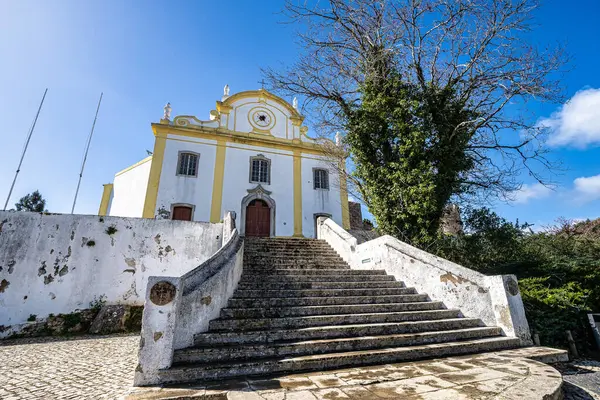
[15,190,47,212]
[345,71,476,245]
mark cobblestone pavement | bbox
[557,360,600,399]
[0,334,139,400]
[0,334,597,400]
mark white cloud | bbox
[573,174,600,202]
[512,183,553,204]
[538,88,600,148]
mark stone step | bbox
[244,262,350,274]
[240,269,388,276]
[244,261,351,269]
[174,327,503,364]
[209,309,462,332]
[243,257,345,264]
[162,337,520,383]
[194,317,483,345]
[220,301,444,319]
[239,273,396,283]
[244,253,342,259]
[227,294,430,308]
[244,242,330,249]
[236,280,405,290]
[244,237,325,243]
[232,287,417,299]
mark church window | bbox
[177,152,199,176]
[250,155,271,184]
[313,168,329,190]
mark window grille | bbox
[178,153,198,176]
[250,157,270,184]
[314,168,329,190]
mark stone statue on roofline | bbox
[163,102,172,121]
[335,132,342,146]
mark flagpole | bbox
[3,88,48,211]
[71,92,103,214]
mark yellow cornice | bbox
[216,102,233,114]
[290,115,305,126]
[114,155,153,177]
[151,123,342,157]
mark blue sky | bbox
[1,1,599,229]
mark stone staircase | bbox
[157,237,520,384]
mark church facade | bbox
[98,88,350,238]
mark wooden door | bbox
[245,200,270,237]
[172,206,192,221]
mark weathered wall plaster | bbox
[135,211,243,386]
[0,211,223,335]
[317,217,532,345]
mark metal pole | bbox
[3,88,48,211]
[71,92,103,214]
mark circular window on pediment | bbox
[249,107,276,131]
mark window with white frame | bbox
[177,152,199,176]
[313,168,329,190]
[250,155,271,184]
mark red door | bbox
[245,200,270,237]
[172,206,192,221]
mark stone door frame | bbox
[240,185,276,237]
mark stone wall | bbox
[348,201,363,230]
[317,217,532,345]
[0,211,223,336]
[135,211,244,386]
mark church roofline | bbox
[217,89,303,119]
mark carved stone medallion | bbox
[149,281,176,306]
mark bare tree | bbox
[264,0,568,204]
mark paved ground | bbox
[0,334,597,400]
[558,360,600,399]
[0,334,139,400]
[128,353,564,400]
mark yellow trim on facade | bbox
[114,156,152,177]
[293,149,303,237]
[164,135,333,161]
[98,184,113,216]
[209,138,227,223]
[142,129,167,218]
[339,162,351,230]
[152,124,339,157]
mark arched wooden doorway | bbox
[245,199,271,237]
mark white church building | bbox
[98,87,350,238]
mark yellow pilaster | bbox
[209,138,227,223]
[339,162,351,230]
[142,131,166,218]
[293,149,303,236]
[98,184,113,216]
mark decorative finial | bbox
[293,97,298,110]
[335,131,342,146]
[163,102,172,121]
[224,84,230,96]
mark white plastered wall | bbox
[109,158,152,217]
[154,135,217,222]
[301,155,344,238]
[221,143,295,236]
[0,211,223,335]
[226,98,299,140]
